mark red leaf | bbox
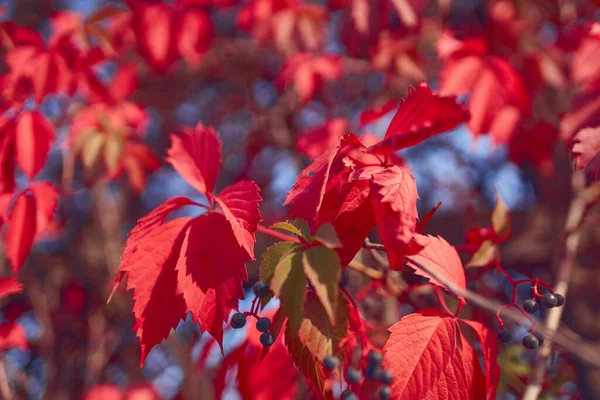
[215,309,298,400]
[83,384,122,400]
[359,99,398,125]
[439,54,484,97]
[459,319,501,400]
[15,111,55,179]
[407,234,466,298]
[296,118,349,159]
[0,322,28,351]
[572,127,600,171]
[132,3,178,74]
[109,64,138,102]
[369,165,420,270]
[29,181,59,237]
[177,8,213,67]
[284,132,363,229]
[278,53,343,103]
[466,56,531,141]
[458,335,487,400]
[0,119,16,194]
[366,84,468,154]
[215,180,262,259]
[508,120,559,177]
[383,309,463,399]
[0,277,22,298]
[124,217,190,364]
[175,212,250,351]
[167,125,222,196]
[121,141,161,193]
[572,23,600,89]
[124,382,160,400]
[111,196,197,300]
[560,87,600,142]
[6,192,37,272]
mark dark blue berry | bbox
[542,293,558,308]
[379,385,392,400]
[231,312,246,329]
[366,366,381,380]
[260,332,275,347]
[253,281,269,298]
[499,329,512,343]
[341,391,358,400]
[522,333,539,350]
[256,317,271,333]
[339,269,349,288]
[323,355,340,370]
[534,332,544,346]
[523,299,539,314]
[380,369,393,385]
[368,351,383,367]
[555,293,565,307]
[346,367,362,384]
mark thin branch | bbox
[348,260,384,280]
[522,176,600,400]
[0,357,12,400]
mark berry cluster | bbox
[230,280,276,347]
[498,292,565,350]
[324,351,393,399]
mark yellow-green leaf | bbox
[302,246,340,325]
[312,223,341,249]
[284,291,349,395]
[466,240,499,268]
[271,219,311,240]
[491,189,511,241]
[104,133,125,173]
[271,251,306,334]
[81,131,106,171]
[258,241,301,307]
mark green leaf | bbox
[302,246,341,325]
[311,223,341,249]
[271,251,306,335]
[284,291,349,395]
[258,241,301,307]
[81,131,106,171]
[270,219,311,240]
[104,132,125,172]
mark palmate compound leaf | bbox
[117,211,252,364]
[284,291,349,396]
[407,235,467,299]
[383,309,484,399]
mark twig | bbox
[0,357,12,400]
[348,260,384,280]
[522,176,600,400]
